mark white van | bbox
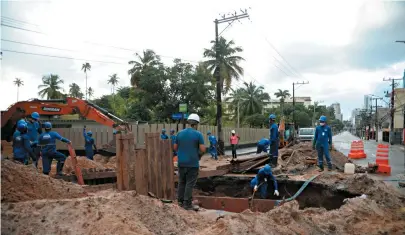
[298,128,315,142]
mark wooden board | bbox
[116,134,123,190]
[135,148,148,195]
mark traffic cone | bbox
[376,144,391,174]
[348,140,367,159]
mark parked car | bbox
[298,128,315,142]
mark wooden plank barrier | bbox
[116,132,175,200]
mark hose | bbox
[249,181,265,209]
[275,174,321,206]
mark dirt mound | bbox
[1,160,87,203]
[278,142,350,172]
[63,156,109,173]
[197,199,405,235]
[315,173,405,209]
[2,191,210,235]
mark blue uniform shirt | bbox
[161,133,169,140]
[13,132,34,160]
[269,123,279,143]
[175,128,205,168]
[38,131,70,154]
[258,138,270,147]
[256,167,278,190]
[209,135,217,146]
[26,121,42,142]
[83,129,95,149]
[13,130,21,139]
[314,125,332,147]
[170,135,177,146]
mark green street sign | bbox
[179,103,187,112]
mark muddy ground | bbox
[2,142,405,234]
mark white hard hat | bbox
[187,113,200,123]
[231,130,235,134]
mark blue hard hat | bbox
[319,115,327,122]
[31,112,40,120]
[207,131,211,135]
[17,122,27,132]
[264,164,271,174]
[17,119,26,126]
[162,128,166,132]
[87,131,93,136]
[44,122,52,129]
[269,114,276,120]
[170,129,175,133]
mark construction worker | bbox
[268,114,279,167]
[250,164,279,199]
[26,112,42,167]
[83,126,97,160]
[161,128,169,140]
[207,131,218,160]
[170,129,177,156]
[38,122,71,176]
[12,121,35,164]
[313,115,333,171]
[174,113,206,211]
[257,138,270,154]
[230,130,240,160]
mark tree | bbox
[81,62,91,99]
[128,50,161,87]
[69,83,84,99]
[38,74,65,99]
[203,37,244,94]
[88,87,94,99]
[13,78,24,101]
[107,74,119,94]
[274,89,291,113]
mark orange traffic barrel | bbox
[348,140,367,159]
[375,144,391,174]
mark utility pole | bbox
[237,100,240,128]
[383,77,402,144]
[371,97,383,142]
[214,10,249,155]
[292,81,309,129]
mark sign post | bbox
[179,104,187,130]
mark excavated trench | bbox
[194,176,360,211]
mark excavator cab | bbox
[278,118,295,149]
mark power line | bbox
[2,38,133,61]
[1,23,44,34]
[1,16,39,26]
[2,49,127,65]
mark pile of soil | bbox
[1,160,87,203]
[278,142,350,173]
[2,191,210,235]
[196,198,405,235]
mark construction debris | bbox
[1,160,87,203]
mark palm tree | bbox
[274,89,291,113]
[107,74,119,94]
[13,78,24,101]
[38,74,64,99]
[81,62,91,99]
[87,87,94,99]
[128,50,161,87]
[226,82,270,122]
[69,83,83,98]
[203,37,244,94]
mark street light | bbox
[312,100,323,127]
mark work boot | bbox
[327,165,333,171]
[318,166,324,172]
[183,204,199,211]
[178,201,183,207]
[56,162,65,176]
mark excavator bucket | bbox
[67,144,84,185]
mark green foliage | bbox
[244,114,268,128]
[38,74,65,99]
[69,83,84,99]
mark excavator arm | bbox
[1,97,129,145]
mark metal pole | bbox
[237,100,240,128]
[292,83,295,127]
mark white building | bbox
[332,103,343,121]
[364,95,371,111]
[263,97,312,110]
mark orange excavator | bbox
[278,117,295,148]
[1,97,130,154]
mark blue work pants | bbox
[42,151,66,175]
[316,145,332,169]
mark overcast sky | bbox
[1,0,404,120]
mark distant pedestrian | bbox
[230,130,240,160]
[313,115,333,171]
[174,113,206,211]
[83,125,97,160]
[161,128,169,140]
[268,114,279,167]
[207,131,218,160]
[170,129,177,157]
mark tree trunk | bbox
[85,72,88,100]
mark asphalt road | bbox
[333,131,405,193]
